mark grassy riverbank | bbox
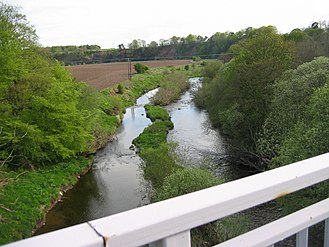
[0,65,196,245]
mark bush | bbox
[117,83,124,94]
[133,121,173,151]
[154,168,221,201]
[152,72,189,105]
[192,56,202,62]
[144,104,171,122]
[140,143,181,189]
[134,63,149,74]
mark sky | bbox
[5,0,329,49]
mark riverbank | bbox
[0,64,199,245]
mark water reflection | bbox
[166,78,254,181]
[35,89,158,235]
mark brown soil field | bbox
[67,60,192,90]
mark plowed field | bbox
[68,60,192,90]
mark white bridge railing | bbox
[4,153,329,247]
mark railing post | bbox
[149,231,191,247]
[296,228,308,247]
[325,218,329,247]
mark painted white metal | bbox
[214,198,329,247]
[4,153,329,247]
[152,231,191,247]
[325,218,329,247]
[2,223,104,247]
[296,228,308,247]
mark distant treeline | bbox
[46,22,329,65]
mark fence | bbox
[4,153,329,247]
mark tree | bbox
[148,41,158,48]
[0,3,93,167]
[199,26,295,152]
[257,57,329,162]
[129,39,140,50]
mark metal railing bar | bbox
[2,223,103,247]
[149,231,191,247]
[296,228,308,247]
[4,153,329,247]
[325,218,329,247]
[214,198,329,247]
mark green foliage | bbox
[0,157,92,245]
[144,104,171,122]
[192,56,202,62]
[184,64,190,71]
[272,83,329,167]
[197,26,295,151]
[139,143,182,189]
[257,57,329,161]
[134,63,149,74]
[152,71,189,105]
[1,61,93,166]
[154,168,221,201]
[117,83,124,94]
[133,121,173,151]
[126,73,164,102]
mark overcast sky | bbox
[6,0,329,49]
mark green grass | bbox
[0,157,91,244]
[133,121,173,151]
[152,71,190,106]
[144,104,171,122]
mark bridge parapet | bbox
[4,153,329,247]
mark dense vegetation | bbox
[0,3,167,243]
[194,24,329,213]
[133,76,248,246]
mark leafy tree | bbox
[0,3,93,167]
[270,83,329,218]
[199,26,295,152]
[272,82,329,167]
[257,57,329,162]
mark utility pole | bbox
[128,58,132,80]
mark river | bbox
[35,89,158,235]
[36,78,288,244]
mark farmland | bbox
[67,60,192,90]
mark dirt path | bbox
[67,60,192,90]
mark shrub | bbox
[140,143,181,188]
[134,63,149,74]
[154,168,221,201]
[117,83,124,94]
[144,104,171,122]
[152,72,189,105]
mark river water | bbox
[36,78,289,244]
[35,89,158,235]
